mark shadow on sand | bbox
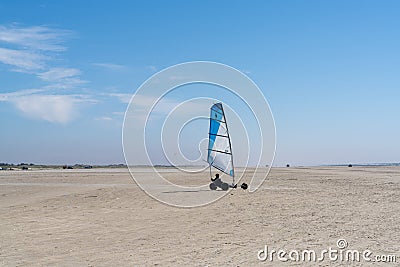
[161,189,215,194]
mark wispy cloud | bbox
[92,62,127,70]
[242,69,252,74]
[0,47,47,70]
[95,116,113,121]
[37,67,85,85]
[108,93,206,115]
[0,25,71,51]
[107,93,175,122]
[38,67,80,81]
[13,94,79,123]
[0,90,94,123]
[107,93,132,104]
[0,89,45,101]
[168,75,192,81]
[145,65,157,72]
[107,93,177,110]
[0,24,72,72]
[0,24,89,123]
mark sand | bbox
[0,167,399,266]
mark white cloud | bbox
[12,94,79,123]
[0,24,78,79]
[168,75,191,81]
[0,24,90,124]
[0,25,71,51]
[0,47,47,70]
[38,67,80,81]
[92,63,126,70]
[110,93,211,123]
[108,93,179,114]
[108,93,208,116]
[37,67,85,86]
[145,65,157,72]
[107,93,132,103]
[96,116,113,121]
[242,70,252,74]
[0,90,94,123]
[0,89,45,101]
[107,93,176,122]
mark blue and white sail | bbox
[207,103,234,179]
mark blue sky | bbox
[0,1,399,166]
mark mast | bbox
[207,105,213,180]
[220,104,235,186]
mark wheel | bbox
[221,182,229,191]
[241,183,248,190]
[209,183,217,190]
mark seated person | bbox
[211,173,222,187]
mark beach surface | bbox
[0,167,399,266]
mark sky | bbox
[0,0,399,166]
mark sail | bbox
[207,103,234,177]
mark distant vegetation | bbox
[0,163,127,170]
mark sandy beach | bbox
[0,167,399,266]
